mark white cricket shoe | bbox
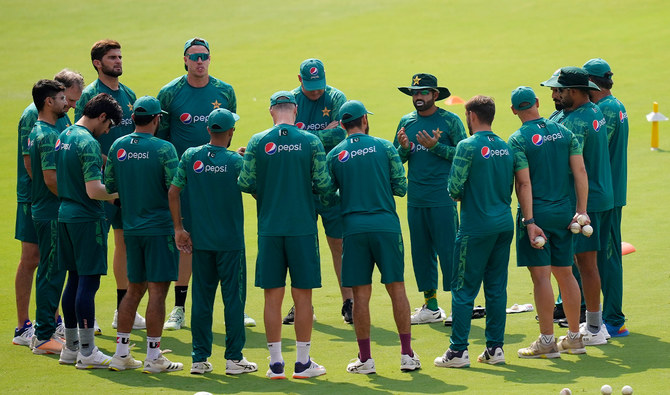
[400,353,421,371]
[191,360,213,374]
[226,357,258,375]
[346,357,376,374]
[411,305,444,324]
[76,347,113,369]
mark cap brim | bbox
[232,113,240,121]
[302,79,326,91]
[397,87,451,100]
[540,76,559,87]
[540,79,601,91]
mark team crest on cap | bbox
[592,120,600,132]
[180,113,193,124]
[117,148,127,161]
[53,139,60,150]
[338,150,350,162]
[310,67,319,76]
[532,134,544,146]
[265,142,277,155]
[193,160,204,173]
[481,146,491,159]
[296,122,306,130]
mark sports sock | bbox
[586,310,601,334]
[567,331,580,340]
[268,341,283,365]
[296,341,311,364]
[540,333,555,345]
[65,328,79,351]
[399,333,413,356]
[424,289,438,311]
[116,332,130,357]
[357,338,371,362]
[147,336,161,360]
[117,289,127,310]
[79,328,95,356]
[175,286,188,308]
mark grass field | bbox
[1,0,670,393]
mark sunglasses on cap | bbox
[187,53,210,62]
[411,89,435,96]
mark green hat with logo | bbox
[299,58,326,91]
[511,86,537,111]
[540,67,600,91]
[339,100,373,123]
[270,91,297,106]
[207,108,239,132]
[398,73,451,100]
[583,58,613,78]
[184,37,210,54]
[133,96,167,116]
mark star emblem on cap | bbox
[212,100,221,109]
[413,76,421,86]
[127,103,133,111]
[322,107,331,117]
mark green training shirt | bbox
[327,132,407,236]
[291,85,347,153]
[393,108,467,207]
[105,132,178,236]
[172,144,244,251]
[27,121,60,221]
[560,102,613,212]
[56,125,105,223]
[18,103,70,203]
[448,131,514,236]
[596,95,628,207]
[508,118,582,214]
[238,124,335,236]
[75,79,136,156]
[157,75,236,157]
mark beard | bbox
[101,64,122,78]
[413,97,435,112]
[466,116,473,136]
[554,101,564,111]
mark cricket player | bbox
[326,100,420,374]
[169,108,257,375]
[394,73,467,324]
[238,91,334,380]
[434,96,514,368]
[56,93,122,369]
[583,58,630,338]
[105,96,183,373]
[507,87,589,359]
[14,69,83,346]
[542,66,614,346]
[284,58,352,324]
[26,80,70,355]
[75,39,144,332]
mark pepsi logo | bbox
[117,148,127,161]
[193,160,204,173]
[265,142,277,155]
[309,67,318,76]
[592,120,600,131]
[296,122,306,130]
[532,134,543,146]
[481,146,491,159]
[27,138,33,149]
[338,150,350,162]
[180,113,193,124]
[410,142,416,152]
[619,111,627,122]
[54,139,60,151]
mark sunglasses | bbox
[411,89,434,96]
[187,53,210,62]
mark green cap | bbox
[540,68,561,87]
[511,86,537,111]
[541,66,600,91]
[207,108,239,132]
[299,58,326,91]
[270,91,297,106]
[133,96,167,116]
[398,73,451,100]
[339,100,373,123]
[583,58,613,78]
[184,37,210,54]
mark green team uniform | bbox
[157,75,236,231]
[327,133,407,286]
[238,124,334,289]
[28,120,67,340]
[56,125,108,276]
[508,118,582,268]
[17,103,70,243]
[172,144,247,362]
[596,95,629,327]
[393,108,466,292]
[75,79,136,229]
[447,131,514,351]
[292,85,347,238]
[105,132,179,283]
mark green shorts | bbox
[316,200,343,239]
[58,220,108,275]
[103,201,123,230]
[516,209,574,267]
[15,203,38,243]
[574,210,612,254]
[255,234,321,289]
[342,232,405,287]
[124,234,179,283]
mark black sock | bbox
[117,289,127,310]
[175,286,188,308]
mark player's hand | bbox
[570,212,591,226]
[326,121,340,129]
[175,229,192,254]
[527,224,547,249]
[396,128,410,149]
[416,129,442,149]
[236,146,246,156]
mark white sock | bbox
[567,331,580,340]
[296,341,311,364]
[540,333,555,345]
[115,332,130,357]
[268,341,283,365]
[147,336,161,360]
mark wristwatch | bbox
[522,217,535,226]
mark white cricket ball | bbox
[534,236,546,247]
[577,214,588,226]
[582,224,593,237]
[194,392,213,395]
[560,388,572,395]
[621,385,633,395]
[601,384,613,395]
[570,222,582,234]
